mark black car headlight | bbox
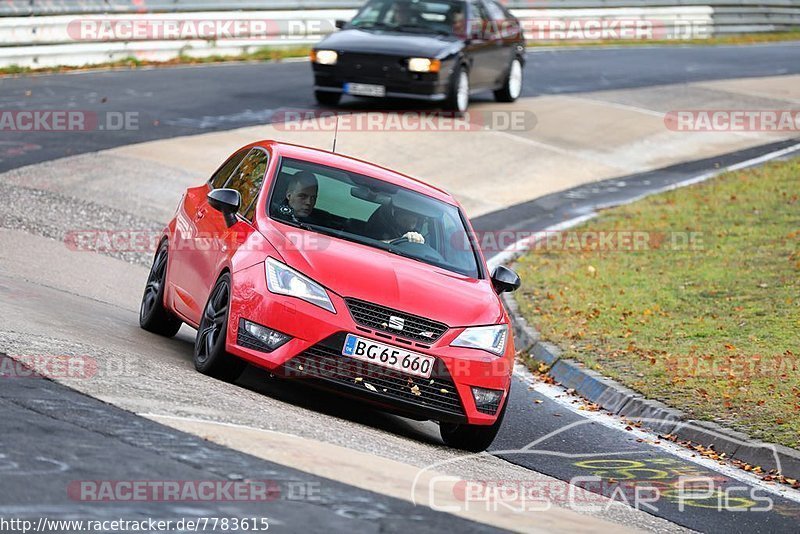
[312,50,338,65]
[408,58,441,73]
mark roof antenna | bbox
[332,113,340,153]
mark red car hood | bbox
[266,225,504,327]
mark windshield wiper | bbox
[353,21,397,31]
[393,24,451,36]
[279,218,314,232]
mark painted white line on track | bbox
[138,412,307,439]
[561,95,667,118]
[489,141,800,497]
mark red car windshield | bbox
[268,158,482,279]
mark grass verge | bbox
[0,45,311,77]
[513,158,800,449]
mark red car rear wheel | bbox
[139,241,182,337]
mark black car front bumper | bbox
[313,52,452,101]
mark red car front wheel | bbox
[439,384,510,452]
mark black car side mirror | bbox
[335,20,346,30]
[207,189,241,228]
[491,265,521,294]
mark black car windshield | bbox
[269,158,481,279]
[350,0,465,36]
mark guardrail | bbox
[0,2,797,69]
[2,1,800,17]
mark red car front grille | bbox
[282,333,466,421]
[345,298,448,344]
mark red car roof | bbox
[257,140,457,206]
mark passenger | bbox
[450,6,466,35]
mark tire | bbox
[494,57,523,103]
[139,241,182,337]
[440,386,510,452]
[193,272,246,382]
[315,90,342,106]
[444,65,470,114]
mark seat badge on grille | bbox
[387,316,405,331]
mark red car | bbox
[139,141,521,451]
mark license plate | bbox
[344,82,386,97]
[342,334,434,379]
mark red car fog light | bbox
[471,387,504,415]
[238,319,291,352]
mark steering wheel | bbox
[388,237,447,264]
[388,236,411,246]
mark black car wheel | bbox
[139,241,182,337]
[440,386,510,452]
[193,272,246,382]
[494,57,523,103]
[315,90,342,106]
[444,65,469,114]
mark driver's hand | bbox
[404,231,425,244]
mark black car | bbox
[311,0,525,112]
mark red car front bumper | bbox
[226,261,513,425]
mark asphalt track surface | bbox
[1,43,800,172]
[1,43,800,533]
[0,355,497,533]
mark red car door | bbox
[169,148,249,324]
[184,148,271,325]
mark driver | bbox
[390,1,414,26]
[280,171,320,221]
[368,204,425,244]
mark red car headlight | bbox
[265,257,336,314]
[451,325,508,356]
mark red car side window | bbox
[225,149,269,220]
[209,148,248,189]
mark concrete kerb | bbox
[502,292,800,481]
